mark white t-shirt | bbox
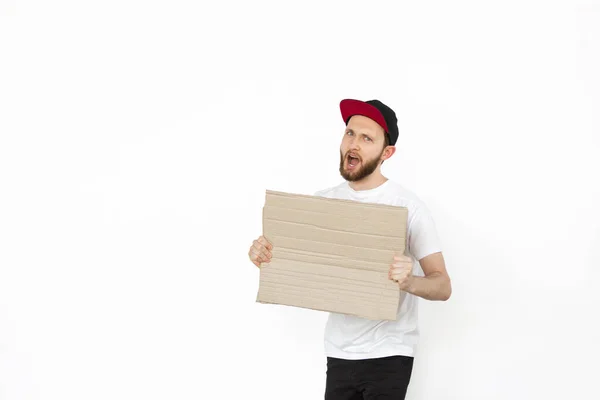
[313,179,442,360]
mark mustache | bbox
[344,151,362,161]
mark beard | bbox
[339,149,384,182]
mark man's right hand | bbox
[248,236,273,268]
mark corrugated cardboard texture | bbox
[256,190,408,321]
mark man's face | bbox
[339,115,389,182]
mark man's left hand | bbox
[389,254,414,291]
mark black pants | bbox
[325,355,414,400]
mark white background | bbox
[1,1,599,399]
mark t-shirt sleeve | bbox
[407,203,443,261]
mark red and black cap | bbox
[340,99,399,146]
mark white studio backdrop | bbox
[1,1,599,399]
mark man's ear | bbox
[382,145,396,161]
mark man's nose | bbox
[349,136,360,150]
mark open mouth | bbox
[347,154,361,169]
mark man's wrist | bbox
[399,275,417,293]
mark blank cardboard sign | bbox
[256,190,408,321]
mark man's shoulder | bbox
[313,181,348,197]
[383,180,426,206]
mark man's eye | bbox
[365,136,372,141]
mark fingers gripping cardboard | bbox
[256,190,408,321]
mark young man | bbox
[248,98,452,399]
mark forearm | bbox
[404,272,452,301]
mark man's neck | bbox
[348,172,388,191]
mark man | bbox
[248,98,452,399]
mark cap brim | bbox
[339,99,389,133]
